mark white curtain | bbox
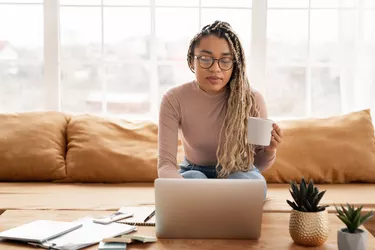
[338,0,375,121]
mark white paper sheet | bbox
[31,217,136,250]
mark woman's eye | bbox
[200,56,211,62]
[221,58,232,63]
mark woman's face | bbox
[192,35,234,94]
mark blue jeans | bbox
[178,158,267,198]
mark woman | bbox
[157,21,283,195]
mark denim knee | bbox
[181,170,208,179]
[227,169,267,198]
[227,168,264,180]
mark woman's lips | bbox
[206,76,222,84]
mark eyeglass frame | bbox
[193,55,236,71]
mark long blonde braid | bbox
[187,21,260,178]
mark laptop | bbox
[154,178,265,239]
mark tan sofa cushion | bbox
[64,115,159,183]
[263,109,375,183]
[0,111,69,181]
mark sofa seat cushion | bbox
[0,112,69,181]
[1,183,374,212]
[0,182,155,211]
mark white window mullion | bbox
[100,0,107,115]
[354,0,368,111]
[251,0,267,95]
[306,0,312,117]
[338,0,353,114]
[150,0,159,122]
[198,0,202,28]
[44,0,61,111]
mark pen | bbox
[144,210,155,222]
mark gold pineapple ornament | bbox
[287,178,329,247]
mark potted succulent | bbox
[335,203,374,250]
[286,177,330,247]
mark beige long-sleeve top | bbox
[157,81,276,178]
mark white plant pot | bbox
[337,228,367,250]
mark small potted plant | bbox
[335,203,374,250]
[286,177,330,247]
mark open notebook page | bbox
[117,206,155,225]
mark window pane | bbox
[0,5,43,49]
[201,9,251,58]
[158,62,194,100]
[104,7,150,60]
[0,5,44,112]
[338,10,356,44]
[311,67,341,117]
[60,7,102,60]
[357,45,375,66]
[266,67,306,117]
[61,62,102,114]
[311,0,355,8]
[105,0,150,5]
[310,10,338,64]
[336,11,357,65]
[60,0,101,5]
[202,0,252,7]
[0,62,44,112]
[105,63,150,116]
[352,67,375,110]
[364,11,375,44]
[267,10,308,64]
[156,8,199,60]
[247,64,262,90]
[365,0,375,8]
[268,0,308,8]
[156,0,198,6]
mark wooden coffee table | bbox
[0,210,374,250]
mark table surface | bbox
[0,210,374,250]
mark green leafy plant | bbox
[286,177,329,212]
[335,203,374,233]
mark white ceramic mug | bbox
[247,117,274,146]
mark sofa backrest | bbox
[0,109,374,183]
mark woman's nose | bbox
[209,59,221,72]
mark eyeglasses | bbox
[194,55,235,71]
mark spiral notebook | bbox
[117,206,155,226]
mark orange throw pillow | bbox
[262,109,375,183]
[0,111,69,181]
[64,115,159,182]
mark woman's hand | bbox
[264,123,283,152]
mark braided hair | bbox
[187,20,260,178]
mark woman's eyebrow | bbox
[221,52,232,56]
[199,50,232,56]
[199,49,213,54]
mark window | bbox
[1,0,374,122]
[265,0,375,119]
[58,0,252,121]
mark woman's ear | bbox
[189,61,195,73]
